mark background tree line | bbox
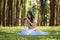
[0,0,60,27]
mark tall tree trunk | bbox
[11,0,14,26]
[11,0,16,26]
[40,0,44,26]
[2,0,6,26]
[40,0,47,26]
[6,0,12,26]
[56,0,60,26]
[37,0,42,26]
[4,0,7,26]
[49,0,56,26]
[15,0,20,26]
[0,0,2,26]
[21,0,26,26]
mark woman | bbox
[18,11,49,35]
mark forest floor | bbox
[0,26,60,40]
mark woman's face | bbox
[28,13,31,18]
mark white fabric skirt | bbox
[18,28,49,35]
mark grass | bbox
[0,26,60,40]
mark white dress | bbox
[18,19,49,35]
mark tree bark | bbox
[49,0,56,26]
[0,0,2,26]
[40,0,44,26]
[6,0,12,26]
[2,0,6,26]
[21,0,26,26]
[15,0,20,26]
[56,0,60,26]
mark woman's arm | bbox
[27,19,36,27]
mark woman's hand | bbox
[27,18,36,27]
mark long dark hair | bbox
[27,11,34,23]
